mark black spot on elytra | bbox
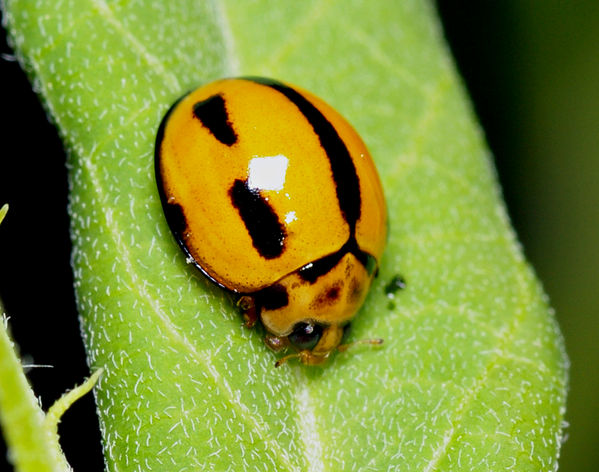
[298,238,377,284]
[229,179,286,259]
[165,202,187,234]
[193,94,237,146]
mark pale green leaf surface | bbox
[0,309,102,472]
[0,316,56,472]
[3,0,567,471]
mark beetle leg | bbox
[275,350,329,367]
[264,333,289,352]
[337,337,384,352]
[238,296,258,328]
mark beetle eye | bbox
[288,322,323,351]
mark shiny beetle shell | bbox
[155,77,386,365]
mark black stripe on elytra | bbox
[193,94,237,146]
[246,77,361,233]
[155,92,230,291]
[298,239,377,284]
[229,179,286,259]
[156,93,191,239]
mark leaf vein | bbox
[212,0,239,75]
[260,0,338,74]
[294,368,325,472]
[421,260,532,471]
[31,10,96,63]
[336,16,428,94]
[89,0,181,92]
[80,150,297,472]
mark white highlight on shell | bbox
[247,154,289,191]
[284,211,297,224]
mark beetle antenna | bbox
[275,353,301,368]
[337,338,384,353]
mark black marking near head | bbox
[352,249,377,277]
[229,179,286,259]
[255,284,289,311]
[325,285,341,301]
[193,94,237,146]
[298,238,377,284]
[312,283,343,309]
[246,77,361,233]
[298,250,345,284]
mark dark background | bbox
[1,3,597,471]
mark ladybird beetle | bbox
[155,77,386,366]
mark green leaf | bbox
[0,314,102,472]
[3,1,567,470]
[0,205,101,472]
[0,314,59,472]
